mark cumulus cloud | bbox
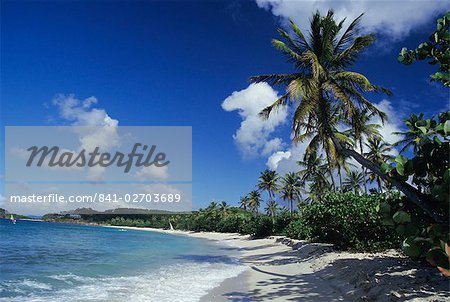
[52,94,118,127]
[370,99,403,147]
[266,150,291,171]
[256,0,448,40]
[52,94,120,181]
[221,83,288,157]
[266,142,309,175]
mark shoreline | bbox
[103,225,450,301]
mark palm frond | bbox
[289,19,311,50]
[322,81,356,117]
[272,39,302,63]
[250,73,297,85]
[335,34,375,68]
[334,13,364,54]
[259,93,289,119]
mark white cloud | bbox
[135,165,169,180]
[266,142,309,175]
[266,150,291,170]
[52,94,118,127]
[256,0,448,40]
[370,99,403,148]
[52,94,120,181]
[221,83,288,157]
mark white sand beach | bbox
[105,226,450,301]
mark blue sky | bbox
[1,0,448,210]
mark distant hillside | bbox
[0,208,31,219]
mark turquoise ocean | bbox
[0,219,246,302]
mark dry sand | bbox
[106,226,450,301]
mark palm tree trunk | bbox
[325,151,336,190]
[332,137,444,223]
[337,165,343,192]
[377,176,383,193]
[359,139,368,194]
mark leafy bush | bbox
[242,215,274,238]
[273,208,295,234]
[283,219,304,239]
[289,192,400,251]
[381,111,450,275]
[217,214,249,233]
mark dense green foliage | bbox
[284,192,400,251]
[380,111,450,275]
[383,112,449,218]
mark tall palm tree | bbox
[343,170,365,194]
[297,152,330,200]
[365,137,394,192]
[250,10,440,221]
[265,200,278,224]
[279,172,303,213]
[257,169,279,204]
[347,108,381,193]
[239,195,249,211]
[247,191,261,214]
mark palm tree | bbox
[296,105,352,190]
[250,10,440,221]
[297,152,330,200]
[279,172,303,213]
[257,169,279,204]
[218,201,230,215]
[343,170,365,194]
[365,137,394,192]
[239,195,249,211]
[335,153,355,191]
[265,200,278,224]
[347,108,381,193]
[307,177,332,202]
[297,152,325,182]
[247,191,261,214]
[206,201,218,211]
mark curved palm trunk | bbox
[332,137,444,223]
[359,139,368,193]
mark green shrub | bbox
[290,192,400,251]
[273,209,295,235]
[217,214,248,233]
[242,215,274,238]
[284,219,304,239]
